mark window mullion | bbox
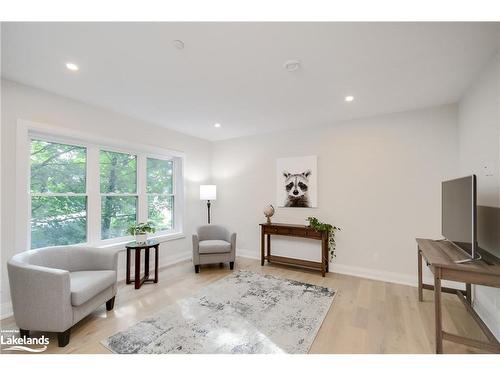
[137,154,147,223]
[87,145,100,246]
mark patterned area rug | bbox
[102,270,336,354]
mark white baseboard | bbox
[330,263,416,286]
[0,251,192,321]
[114,250,191,283]
[237,249,260,260]
[473,287,500,340]
[237,248,464,289]
[237,248,418,286]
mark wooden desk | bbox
[260,223,329,277]
[416,238,500,354]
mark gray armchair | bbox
[7,246,119,347]
[192,225,236,273]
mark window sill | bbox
[98,232,186,251]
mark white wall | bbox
[0,79,212,317]
[211,105,459,285]
[2,53,498,339]
[458,52,500,338]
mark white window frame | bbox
[16,119,185,250]
[145,155,177,233]
[98,147,139,244]
[28,135,89,249]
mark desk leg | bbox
[126,248,131,284]
[135,248,141,290]
[418,248,423,302]
[154,245,159,283]
[466,283,472,305]
[266,234,271,262]
[434,273,443,354]
[261,229,265,266]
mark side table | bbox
[125,240,160,289]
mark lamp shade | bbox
[200,185,217,200]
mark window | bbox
[30,140,87,249]
[22,123,184,250]
[100,150,138,240]
[147,158,174,231]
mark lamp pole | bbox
[200,185,216,225]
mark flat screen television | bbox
[442,175,478,261]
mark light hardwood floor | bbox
[0,257,490,354]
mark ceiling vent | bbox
[173,40,185,50]
[284,60,300,72]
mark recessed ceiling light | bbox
[65,62,79,71]
[214,123,221,128]
[284,60,300,72]
[345,95,354,102]
[173,40,185,50]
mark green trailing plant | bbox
[127,222,156,236]
[306,217,341,259]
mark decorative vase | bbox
[135,233,147,244]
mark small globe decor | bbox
[263,204,275,224]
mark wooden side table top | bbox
[125,239,160,249]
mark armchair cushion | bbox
[70,270,116,306]
[198,240,231,254]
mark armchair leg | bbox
[230,261,234,270]
[194,265,200,273]
[19,329,29,339]
[57,328,71,347]
[106,296,115,311]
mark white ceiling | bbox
[2,22,500,141]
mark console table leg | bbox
[266,234,271,262]
[323,235,329,275]
[260,229,265,266]
[418,248,423,302]
[434,273,443,354]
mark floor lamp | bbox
[200,185,217,224]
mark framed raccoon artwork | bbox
[276,155,318,208]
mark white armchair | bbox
[7,246,119,347]
[192,225,236,273]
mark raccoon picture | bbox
[283,170,311,207]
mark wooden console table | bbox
[260,223,329,276]
[416,238,500,354]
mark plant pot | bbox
[135,233,148,244]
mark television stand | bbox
[416,238,500,353]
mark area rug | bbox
[102,270,336,354]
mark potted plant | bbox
[127,222,156,244]
[306,217,341,259]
